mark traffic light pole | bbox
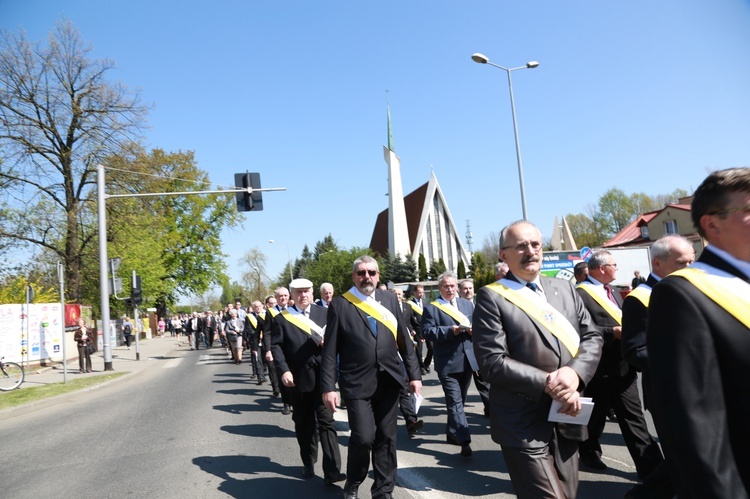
[96,164,284,370]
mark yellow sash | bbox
[486,281,580,356]
[626,285,652,308]
[246,314,258,329]
[672,267,750,329]
[576,283,622,325]
[343,290,398,342]
[268,307,279,317]
[430,300,471,327]
[407,300,423,316]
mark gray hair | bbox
[499,220,541,249]
[437,271,457,285]
[651,235,691,261]
[352,255,379,273]
[588,250,612,271]
[320,282,333,293]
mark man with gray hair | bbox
[321,255,422,499]
[577,250,663,477]
[621,235,694,498]
[316,282,334,307]
[422,271,484,457]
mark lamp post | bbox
[471,53,539,221]
[268,240,293,283]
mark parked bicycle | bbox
[0,357,24,391]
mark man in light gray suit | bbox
[473,221,602,499]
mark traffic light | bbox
[234,172,263,212]
[131,274,143,306]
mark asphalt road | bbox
[0,342,646,498]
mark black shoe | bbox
[606,408,618,422]
[324,472,346,485]
[425,366,431,373]
[407,419,424,436]
[282,404,291,415]
[446,434,462,446]
[460,443,473,457]
[420,368,428,375]
[273,391,281,398]
[257,377,264,385]
[343,482,359,499]
[581,453,608,470]
[302,463,315,479]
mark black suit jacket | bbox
[473,274,602,447]
[647,249,750,498]
[576,279,629,377]
[422,297,479,375]
[321,288,421,400]
[202,315,217,335]
[185,316,203,335]
[271,305,327,393]
[621,274,659,410]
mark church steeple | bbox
[383,94,410,258]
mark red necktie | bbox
[605,285,618,305]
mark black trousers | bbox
[423,340,434,369]
[344,372,401,498]
[290,388,341,479]
[581,370,664,477]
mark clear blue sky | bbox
[3,1,750,288]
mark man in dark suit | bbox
[271,278,345,485]
[321,255,422,499]
[576,250,663,478]
[407,284,431,375]
[261,295,281,397]
[473,221,602,499]
[391,288,424,436]
[202,310,217,349]
[422,272,486,457]
[620,235,694,499]
[185,311,203,350]
[648,167,750,498]
[265,287,292,415]
[315,282,334,307]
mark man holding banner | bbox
[321,255,422,499]
[473,221,602,499]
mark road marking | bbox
[163,358,182,368]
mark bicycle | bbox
[0,357,25,391]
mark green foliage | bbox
[0,273,59,304]
[457,260,467,279]
[418,254,427,281]
[428,258,447,280]
[379,253,418,284]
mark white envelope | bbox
[547,397,594,425]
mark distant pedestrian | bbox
[123,316,134,349]
[74,318,94,373]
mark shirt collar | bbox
[705,245,750,279]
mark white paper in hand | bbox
[411,393,424,414]
[547,397,594,425]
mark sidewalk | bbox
[20,335,183,389]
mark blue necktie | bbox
[526,282,538,292]
[367,316,378,338]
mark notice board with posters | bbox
[0,303,65,363]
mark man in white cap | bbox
[272,278,345,485]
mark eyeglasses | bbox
[709,205,750,216]
[356,269,378,277]
[501,241,542,253]
[602,263,618,270]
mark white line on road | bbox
[163,358,182,368]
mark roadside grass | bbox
[0,372,128,410]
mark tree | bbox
[0,20,148,303]
[103,146,242,317]
[457,260,467,279]
[239,247,271,303]
[428,258,447,280]
[565,212,606,248]
[418,254,427,281]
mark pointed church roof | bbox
[370,181,428,256]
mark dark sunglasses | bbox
[356,269,378,277]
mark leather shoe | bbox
[420,368,428,375]
[460,443,473,457]
[302,463,314,478]
[446,434,462,446]
[324,472,346,485]
[281,404,292,415]
[581,453,608,470]
[343,481,359,499]
[407,419,424,436]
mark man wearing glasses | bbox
[321,255,422,499]
[576,251,663,479]
[473,221,602,499]
[647,168,750,498]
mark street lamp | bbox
[268,239,293,283]
[471,52,539,221]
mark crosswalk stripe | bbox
[163,358,182,368]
